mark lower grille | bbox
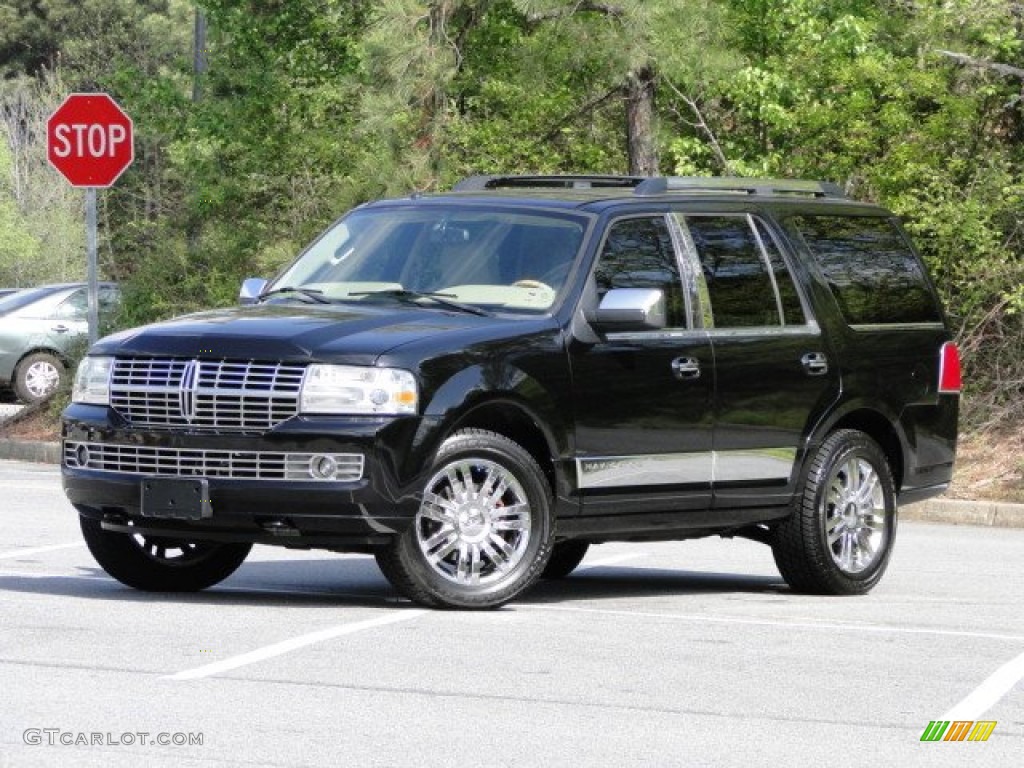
[64,441,364,483]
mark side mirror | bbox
[593,288,666,332]
[239,278,268,305]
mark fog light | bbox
[76,444,91,468]
[309,454,338,480]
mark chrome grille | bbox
[64,441,364,482]
[110,358,305,432]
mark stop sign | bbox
[47,93,134,187]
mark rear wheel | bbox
[771,429,896,595]
[79,514,251,591]
[541,540,590,579]
[375,429,554,609]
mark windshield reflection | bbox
[270,206,588,313]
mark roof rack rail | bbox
[453,174,648,192]
[451,174,847,199]
[632,176,846,199]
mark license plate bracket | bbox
[140,478,211,520]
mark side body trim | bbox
[576,447,797,489]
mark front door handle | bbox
[671,357,701,380]
[51,325,70,333]
[801,352,828,376]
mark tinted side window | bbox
[686,217,779,328]
[755,220,807,326]
[594,217,685,327]
[793,215,942,324]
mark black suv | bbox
[62,175,960,609]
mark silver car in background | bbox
[0,283,119,403]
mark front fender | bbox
[411,363,569,467]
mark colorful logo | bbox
[920,721,997,742]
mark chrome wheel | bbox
[771,429,896,596]
[377,429,553,609]
[25,360,60,398]
[415,458,532,586]
[823,456,887,574]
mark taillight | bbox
[938,342,961,394]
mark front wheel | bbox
[771,429,897,595]
[375,429,555,609]
[79,514,251,591]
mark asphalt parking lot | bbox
[0,458,1021,767]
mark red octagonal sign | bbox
[47,93,134,188]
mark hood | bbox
[92,302,512,364]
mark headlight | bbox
[72,356,114,404]
[299,364,418,415]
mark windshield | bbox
[269,205,588,313]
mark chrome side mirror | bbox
[239,278,268,305]
[593,288,666,332]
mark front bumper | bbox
[62,404,431,551]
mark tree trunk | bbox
[418,1,455,177]
[626,64,658,176]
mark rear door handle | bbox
[801,352,828,376]
[51,325,70,333]
[671,357,701,380]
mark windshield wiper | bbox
[351,289,492,317]
[258,286,331,304]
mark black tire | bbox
[79,515,251,592]
[541,540,590,579]
[14,351,64,403]
[375,429,555,609]
[771,429,897,595]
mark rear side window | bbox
[686,217,779,327]
[679,215,809,329]
[792,215,941,324]
[754,220,807,326]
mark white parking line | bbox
[163,610,428,681]
[529,605,1024,643]
[0,542,85,560]
[943,648,1024,720]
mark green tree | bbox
[0,71,84,287]
[359,0,729,187]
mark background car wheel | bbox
[771,429,896,595]
[375,429,555,609]
[541,540,590,579]
[79,514,251,591]
[14,351,64,403]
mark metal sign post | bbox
[85,188,99,344]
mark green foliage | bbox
[0,143,42,283]
[3,0,1024,427]
[0,72,84,287]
